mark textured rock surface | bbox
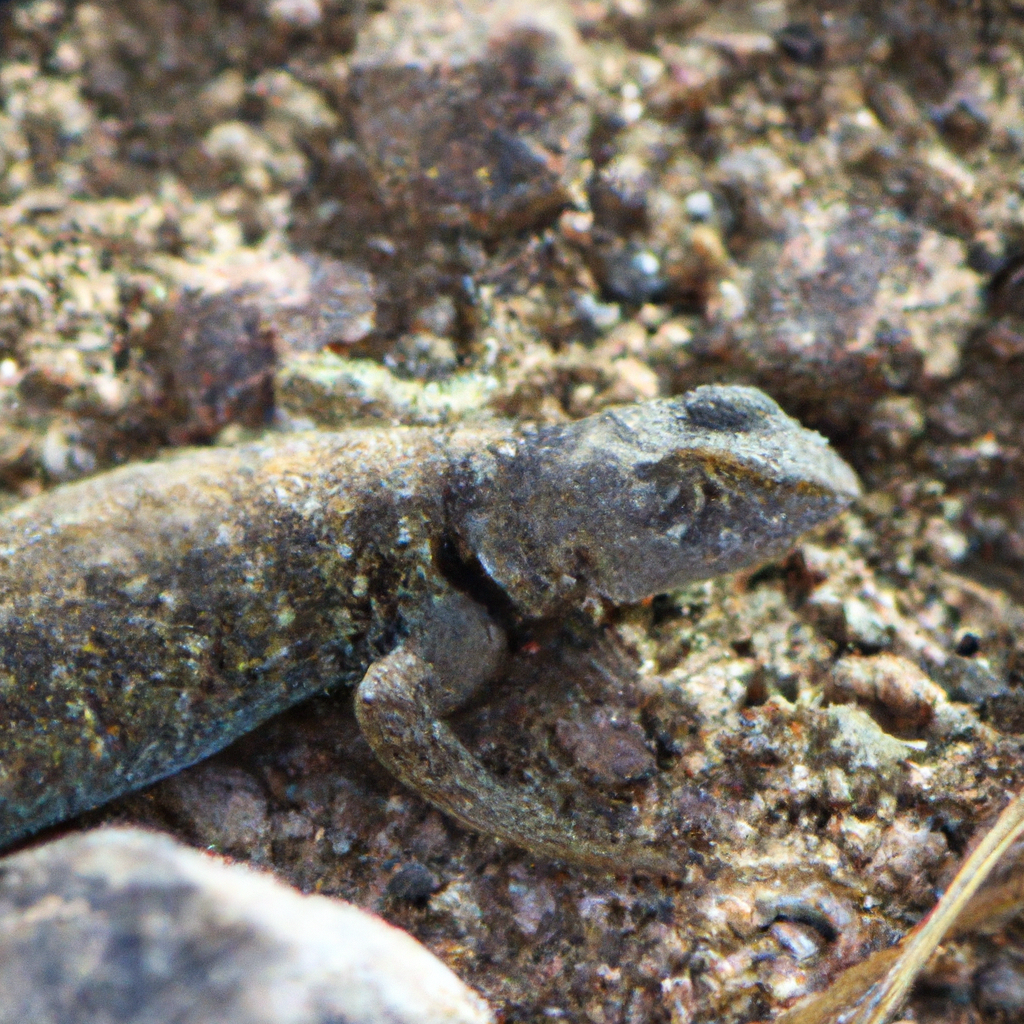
[0,827,494,1024]
[713,206,983,414]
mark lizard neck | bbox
[444,421,598,620]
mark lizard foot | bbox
[355,646,679,877]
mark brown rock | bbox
[349,0,592,236]
[158,764,273,863]
[708,204,981,417]
[146,289,276,443]
[826,653,948,734]
[555,707,657,786]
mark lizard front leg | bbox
[354,594,677,876]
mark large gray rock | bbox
[0,827,493,1024]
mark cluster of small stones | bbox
[1,0,1024,1021]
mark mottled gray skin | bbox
[0,386,860,871]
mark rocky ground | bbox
[2,0,1024,1020]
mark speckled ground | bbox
[3,0,1024,1021]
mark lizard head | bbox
[457,385,861,618]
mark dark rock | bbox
[555,708,657,786]
[0,827,493,1024]
[955,632,981,657]
[595,240,668,304]
[936,654,1006,705]
[932,74,992,152]
[983,690,1024,734]
[988,252,1024,318]
[148,290,276,443]
[775,23,826,66]
[349,0,591,237]
[976,953,1024,1013]
[386,861,440,904]
[933,95,990,149]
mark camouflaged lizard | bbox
[0,385,860,871]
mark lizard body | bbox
[0,385,860,870]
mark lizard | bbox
[0,384,860,872]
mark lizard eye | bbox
[681,387,778,433]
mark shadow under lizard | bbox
[0,385,860,873]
